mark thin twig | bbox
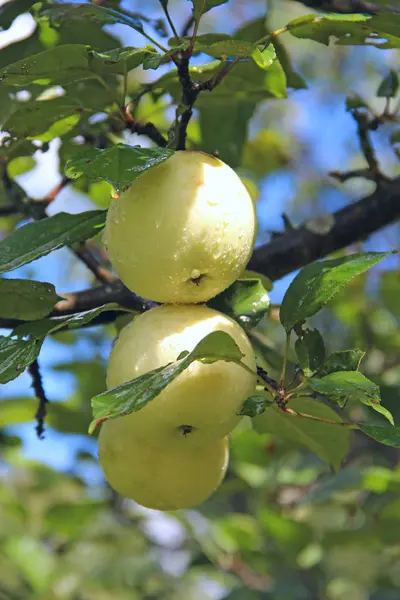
[160,2,180,39]
[282,406,356,428]
[353,109,381,176]
[329,168,379,182]
[181,15,195,37]
[28,359,49,439]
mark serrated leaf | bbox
[42,3,145,34]
[0,279,60,320]
[66,303,135,329]
[295,328,325,376]
[0,210,106,274]
[239,394,273,417]
[0,335,44,384]
[202,39,255,57]
[288,13,400,49]
[89,331,248,433]
[3,98,86,142]
[253,397,350,470]
[0,44,95,87]
[90,46,163,75]
[208,277,270,331]
[377,70,399,98]
[307,371,393,424]
[280,252,391,332]
[65,144,174,193]
[359,424,400,447]
[320,349,365,375]
[190,0,228,20]
[0,303,131,382]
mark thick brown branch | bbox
[248,178,400,280]
[292,0,400,13]
[0,180,398,332]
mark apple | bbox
[106,304,257,444]
[99,420,229,511]
[104,150,256,303]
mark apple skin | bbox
[104,150,256,304]
[106,304,256,444]
[98,422,229,511]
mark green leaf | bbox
[190,0,228,20]
[45,502,102,538]
[288,13,400,49]
[252,44,276,70]
[0,303,131,383]
[359,424,400,448]
[0,210,106,274]
[199,102,255,168]
[65,144,174,193]
[307,371,393,424]
[42,3,145,34]
[7,156,36,178]
[280,252,391,332]
[295,328,325,377]
[90,46,163,75]
[201,39,255,57]
[239,394,274,417]
[0,335,44,383]
[0,279,60,320]
[0,397,38,427]
[320,349,365,375]
[253,397,350,470]
[208,277,270,331]
[3,98,86,142]
[198,18,285,167]
[5,537,55,593]
[89,331,247,433]
[0,44,96,87]
[65,303,135,330]
[271,38,307,90]
[377,70,399,98]
[298,468,362,504]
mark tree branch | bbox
[0,175,394,334]
[175,56,239,150]
[248,177,400,280]
[124,111,168,147]
[292,0,400,14]
[28,359,49,439]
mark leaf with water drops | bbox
[0,211,106,274]
[65,144,175,193]
[0,279,61,320]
